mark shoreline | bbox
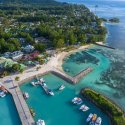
[0,44,93,85]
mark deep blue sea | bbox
[57,0,125,50]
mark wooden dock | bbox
[5,80,35,125]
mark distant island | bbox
[101,17,120,23]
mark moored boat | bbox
[23,92,29,99]
[0,90,6,98]
[47,89,54,96]
[86,113,93,122]
[31,82,36,86]
[95,117,102,125]
[36,119,45,125]
[72,97,83,105]
[79,104,89,111]
[39,78,45,83]
[59,85,65,91]
[92,114,97,121]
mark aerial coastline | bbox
[0,0,125,125]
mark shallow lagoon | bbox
[63,45,125,110]
[0,94,21,125]
[20,73,111,125]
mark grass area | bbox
[81,88,125,125]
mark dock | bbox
[94,43,115,49]
[39,83,48,94]
[5,80,35,125]
[51,67,93,84]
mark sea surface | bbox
[0,94,21,125]
[57,0,125,50]
[20,72,111,125]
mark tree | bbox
[54,38,64,48]
[12,64,21,72]
[34,43,45,52]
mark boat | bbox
[59,85,65,91]
[86,113,93,122]
[92,114,97,121]
[39,78,45,83]
[47,89,54,96]
[72,97,83,105]
[30,108,35,117]
[31,82,36,86]
[79,104,89,111]
[95,117,102,125]
[0,90,6,98]
[23,92,29,99]
[36,119,45,125]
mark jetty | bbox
[39,83,48,94]
[5,80,35,125]
[51,67,93,84]
[94,43,115,49]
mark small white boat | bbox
[95,117,102,125]
[36,119,45,125]
[59,85,65,91]
[86,113,93,122]
[39,78,45,83]
[79,104,89,111]
[72,97,83,105]
[31,82,36,86]
[48,89,54,96]
[0,91,6,98]
[23,92,29,99]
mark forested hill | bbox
[0,0,61,5]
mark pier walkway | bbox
[51,67,93,84]
[5,79,35,125]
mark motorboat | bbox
[31,82,36,86]
[92,114,97,121]
[0,90,6,98]
[36,119,45,125]
[23,92,29,99]
[79,104,89,111]
[59,85,65,91]
[39,78,45,83]
[47,89,54,96]
[95,117,102,125]
[72,97,83,105]
[86,113,93,122]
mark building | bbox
[10,51,23,61]
[23,45,35,53]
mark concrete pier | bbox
[5,80,35,125]
[51,67,93,84]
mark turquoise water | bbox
[20,73,111,125]
[0,94,21,125]
[63,45,125,110]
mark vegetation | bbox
[100,17,120,23]
[0,1,107,54]
[15,76,20,81]
[109,18,120,23]
[82,88,125,125]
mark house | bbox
[22,51,39,60]
[10,51,23,61]
[23,45,35,53]
[19,38,25,45]
[2,52,11,58]
[0,57,16,69]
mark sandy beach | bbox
[0,43,94,85]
